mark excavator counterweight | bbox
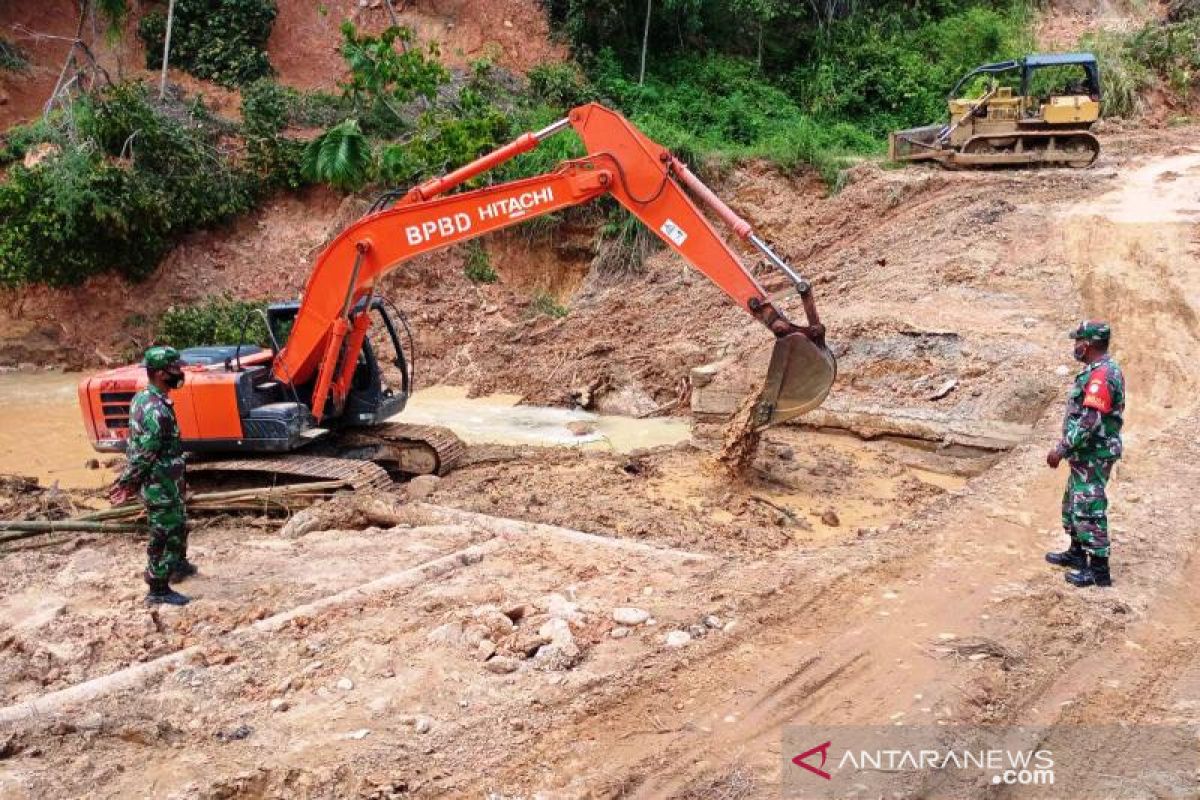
[78,103,836,480]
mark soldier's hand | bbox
[1046,448,1063,469]
[108,483,136,506]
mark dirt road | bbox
[474,150,1200,796]
[2,148,1200,799]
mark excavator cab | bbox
[264,299,410,427]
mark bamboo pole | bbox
[1,481,350,546]
[0,522,144,534]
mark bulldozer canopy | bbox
[948,53,1100,100]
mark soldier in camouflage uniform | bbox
[108,346,196,606]
[1045,321,1124,587]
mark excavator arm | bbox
[276,103,835,429]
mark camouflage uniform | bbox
[116,374,188,589]
[1055,337,1124,559]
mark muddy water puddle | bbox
[0,371,109,489]
[0,373,689,489]
[396,385,690,452]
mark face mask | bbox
[1072,341,1088,363]
[165,370,185,389]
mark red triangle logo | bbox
[792,740,833,780]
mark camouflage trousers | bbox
[141,479,188,587]
[1061,458,1115,558]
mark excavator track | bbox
[188,455,394,491]
[333,423,466,477]
[187,425,465,491]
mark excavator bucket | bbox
[754,333,837,429]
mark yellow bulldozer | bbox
[889,53,1102,168]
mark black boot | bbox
[1046,539,1086,569]
[145,578,191,606]
[171,560,198,582]
[1066,554,1112,588]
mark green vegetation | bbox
[1083,16,1200,119]
[0,83,257,286]
[463,242,498,284]
[138,0,276,87]
[338,22,447,134]
[0,38,27,72]
[303,119,373,191]
[157,296,269,350]
[530,292,569,319]
[7,0,1198,291]
[542,0,1032,175]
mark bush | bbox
[530,291,568,319]
[379,103,510,186]
[339,23,448,135]
[138,0,276,87]
[157,296,269,349]
[786,5,1030,136]
[590,52,874,186]
[1082,18,1200,118]
[0,148,168,286]
[1168,0,1200,22]
[0,82,257,287]
[0,119,61,165]
[1081,30,1149,118]
[241,79,307,189]
[1126,18,1200,99]
[463,241,498,283]
[527,62,592,108]
[592,207,656,276]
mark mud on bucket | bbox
[754,332,837,428]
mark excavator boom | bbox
[278,103,835,428]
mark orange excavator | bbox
[78,104,836,486]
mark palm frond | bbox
[302,119,374,190]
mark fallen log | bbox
[418,504,713,561]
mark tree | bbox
[639,0,652,84]
[41,0,125,118]
[339,23,448,129]
[159,0,175,99]
[732,0,783,68]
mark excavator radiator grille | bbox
[99,391,135,430]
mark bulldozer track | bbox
[188,455,394,491]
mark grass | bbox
[530,291,569,319]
